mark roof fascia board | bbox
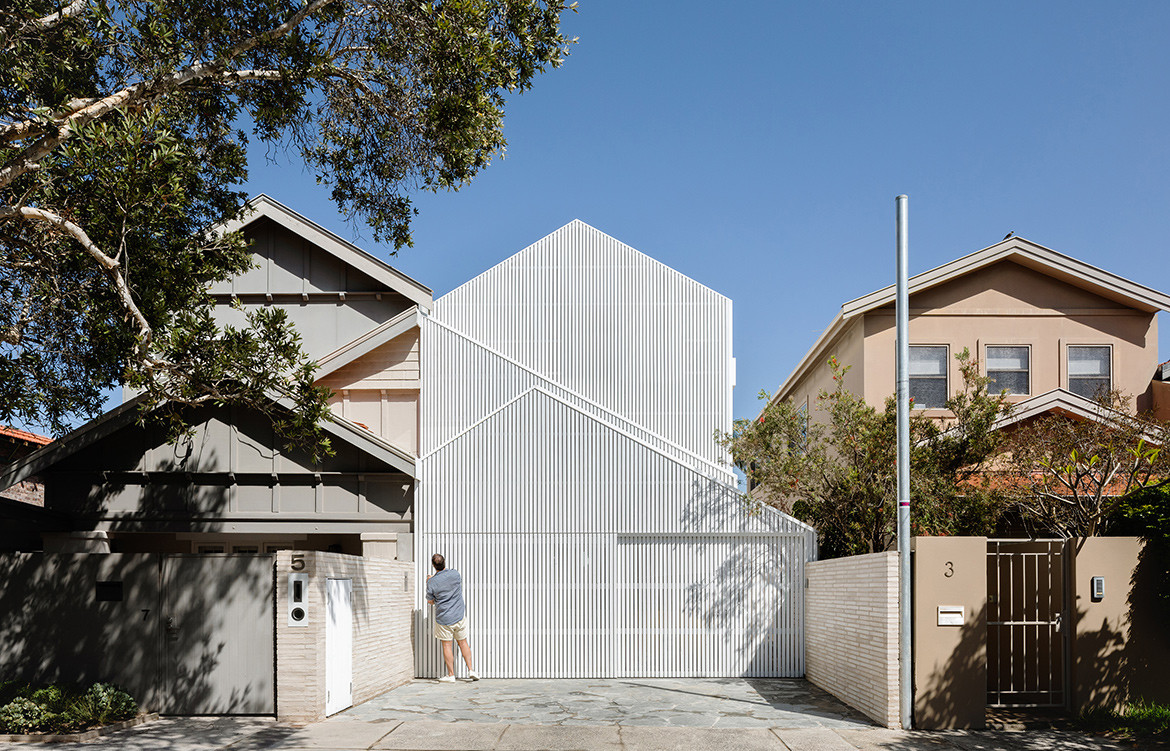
[990,388,1163,443]
[217,195,433,308]
[842,238,1170,318]
[267,395,416,476]
[316,307,420,377]
[772,311,849,402]
[1,392,416,489]
[0,398,146,489]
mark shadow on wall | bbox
[679,477,804,677]
[1076,540,1170,711]
[0,553,273,715]
[916,603,988,730]
[1125,541,1170,707]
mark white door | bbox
[325,578,353,715]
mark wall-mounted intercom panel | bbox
[1091,576,1105,601]
[288,572,309,627]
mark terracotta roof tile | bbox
[0,425,51,445]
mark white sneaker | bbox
[439,674,456,683]
[468,670,481,681]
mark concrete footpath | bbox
[0,716,1152,750]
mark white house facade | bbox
[416,220,816,678]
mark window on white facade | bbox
[987,346,1030,395]
[1068,345,1111,399]
[910,346,948,409]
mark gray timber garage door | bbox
[162,555,275,714]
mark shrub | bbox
[0,697,54,734]
[0,682,137,734]
[66,683,137,728]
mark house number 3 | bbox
[944,561,954,577]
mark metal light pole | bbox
[895,194,912,730]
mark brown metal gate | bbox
[986,540,1068,708]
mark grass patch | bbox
[0,681,138,735]
[1078,700,1170,740]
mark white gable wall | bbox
[432,220,733,466]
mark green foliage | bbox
[0,0,575,444]
[0,682,137,734]
[0,697,53,734]
[1109,482,1170,615]
[1078,700,1170,740]
[720,350,1012,558]
[1006,392,1169,537]
[69,683,137,727]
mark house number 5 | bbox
[944,561,954,578]
[291,554,306,571]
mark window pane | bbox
[987,346,1028,371]
[910,346,947,376]
[988,370,1029,395]
[911,377,947,409]
[1069,377,1110,400]
[1068,346,1109,377]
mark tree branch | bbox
[3,0,88,48]
[0,205,153,351]
[0,0,334,189]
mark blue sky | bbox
[142,3,1170,425]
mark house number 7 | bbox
[944,561,954,578]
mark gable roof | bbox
[843,236,1170,317]
[990,388,1163,444]
[0,395,416,491]
[315,306,420,378]
[775,237,1170,401]
[216,195,433,308]
[440,219,729,305]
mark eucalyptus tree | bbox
[1,0,574,451]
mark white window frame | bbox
[1066,344,1112,400]
[985,344,1031,396]
[909,345,949,410]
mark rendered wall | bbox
[912,536,987,730]
[804,552,900,729]
[861,261,1158,411]
[275,551,414,723]
[1070,537,1170,712]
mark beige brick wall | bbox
[275,551,414,723]
[805,551,900,728]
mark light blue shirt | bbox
[425,569,466,625]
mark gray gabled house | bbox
[1,196,428,557]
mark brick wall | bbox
[0,478,44,506]
[805,551,900,728]
[275,551,414,723]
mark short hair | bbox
[432,553,446,571]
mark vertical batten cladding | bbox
[417,220,815,679]
[417,386,815,678]
[429,220,732,466]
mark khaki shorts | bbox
[434,616,469,641]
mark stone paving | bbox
[339,678,875,729]
[0,680,1158,750]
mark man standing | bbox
[425,553,479,682]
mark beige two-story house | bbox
[773,236,1170,422]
